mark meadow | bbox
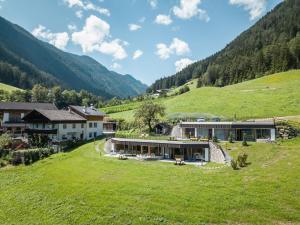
[0,82,21,92]
[1,138,300,224]
[107,70,300,121]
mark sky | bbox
[0,0,282,85]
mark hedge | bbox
[12,148,56,165]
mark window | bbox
[89,132,93,138]
[72,124,76,129]
[81,123,84,129]
[35,124,38,129]
[94,132,97,137]
[94,122,97,128]
[63,124,67,129]
[42,124,46,129]
[89,122,93,128]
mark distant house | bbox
[153,123,172,135]
[178,121,276,141]
[0,102,57,137]
[69,105,105,140]
[151,89,170,98]
[23,109,86,142]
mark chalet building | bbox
[69,105,105,140]
[22,109,86,142]
[178,121,276,142]
[0,102,57,137]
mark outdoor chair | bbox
[175,155,184,165]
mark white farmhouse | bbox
[69,105,105,140]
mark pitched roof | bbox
[70,105,105,116]
[0,102,57,111]
[24,109,86,122]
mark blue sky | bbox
[0,0,282,85]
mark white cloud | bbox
[72,15,110,52]
[72,15,128,60]
[170,38,190,55]
[155,14,172,25]
[68,24,77,31]
[111,62,121,69]
[75,10,83,18]
[173,0,210,22]
[148,0,157,9]
[133,50,143,60]
[175,58,195,72]
[128,23,142,31]
[229,0,266,20]
[156,43,172,60]
[32,25,69,50]
[64,0,110,16]
[97,39,127,60]
[156,38,190,60]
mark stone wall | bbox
[276,121,299,139]
[209,142,226,164]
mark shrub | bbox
[178,85,190,95]
[237,152,248,167]
[0,159,8,168]
[228,133,234,143]
[230,159,239,170]
[242,133,248,146]
[212,136,219,143]
[11,148,54,166]
[0,133,12,150]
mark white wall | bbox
[29,122,86,141]
[86,121,103,140]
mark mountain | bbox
[0,16,147,99]
[148,0,300,92]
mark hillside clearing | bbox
[0,82,21,92]
[0,138,300,224]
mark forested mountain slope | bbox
[149,0,300,92]
[0,16,147,99]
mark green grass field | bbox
[108,70,300,121]
[0,82,21,92]
[1,138,300,224]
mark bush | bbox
[0,159,8,168]
[228,133,234,143]
[178,85,190,95]
[11,148,55,166]
[212,136,219,143]
[0,133,12,149]
[230,159,239,170]
[242,134,248,146]
[237,152,248,167]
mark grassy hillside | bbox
[1,138,300,224]
[108,70,300,121]
[0,82,21,92]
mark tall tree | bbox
[134,101,165,132]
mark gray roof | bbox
[33,109,86,122]
[70,105,105,116]
[0,102,57,110]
